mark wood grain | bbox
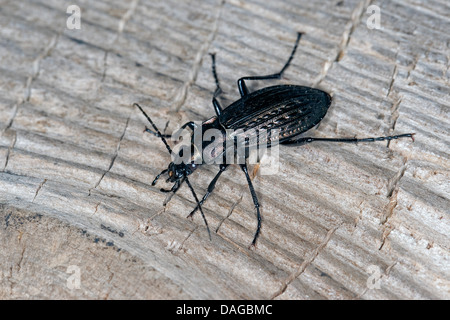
[0,0,448,299]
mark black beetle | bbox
[134,32,414,246]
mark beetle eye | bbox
[169,171,173,177]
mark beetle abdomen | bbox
[220,85,331,143]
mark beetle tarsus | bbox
[144,127,171,138]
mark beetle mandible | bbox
[134,32,414,247]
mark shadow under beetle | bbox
[134,32,414,247]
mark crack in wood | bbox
[270,224,341,299]
[16,245,26,273]
[24,35,59,102]
[385,46,402,149]
[386,162,408,199]
[2,131,17,172]
[356,260,398,298]
[379,160,408,250]
[101,51,108,82]
[170,227,198,254]
[93,202,101,215]
[32,178,47,202]
[173,0,225,112]
[101,0,139,82]
[89,114,131,194]
[386,65,399,99]
[335,0,373,63]
[313,0,373,87]
[4,34,59,132]
[215,164,259,236]
[215,194,243,234]
[389,97,402,135]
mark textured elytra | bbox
[220,85,331,144]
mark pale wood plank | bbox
[0,0,448,299]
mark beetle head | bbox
[167,162,199,182]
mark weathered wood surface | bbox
[0,0,448,299]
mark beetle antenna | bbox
[134,103,173,155]
[185,177,212,240]
[161,177,186,205]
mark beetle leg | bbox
[146,121,197,139]
[212,97,223,118]
[185,122,196,131]
[135,103,173,155]
[187,164,228,218]
[144,127,171,138]
[180,121,197,131]
[209,53,223,98]
[152,169,168,186]
[210,53,225,118]
[170,122,197,137]
[185,177,212,240]
[160,179,181,193]
[237,32,302,97]
[240,164,262,247]
[162,177,186,206]
[281,133,415,146]
[160,177,188,207]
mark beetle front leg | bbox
[152,169,168,186]
[187,164,228,219]
[160,178,184,194]
[162,177,187,206]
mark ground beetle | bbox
[134,32,414,246]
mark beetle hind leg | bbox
[237,32,303,97]
[281,133,415,146]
